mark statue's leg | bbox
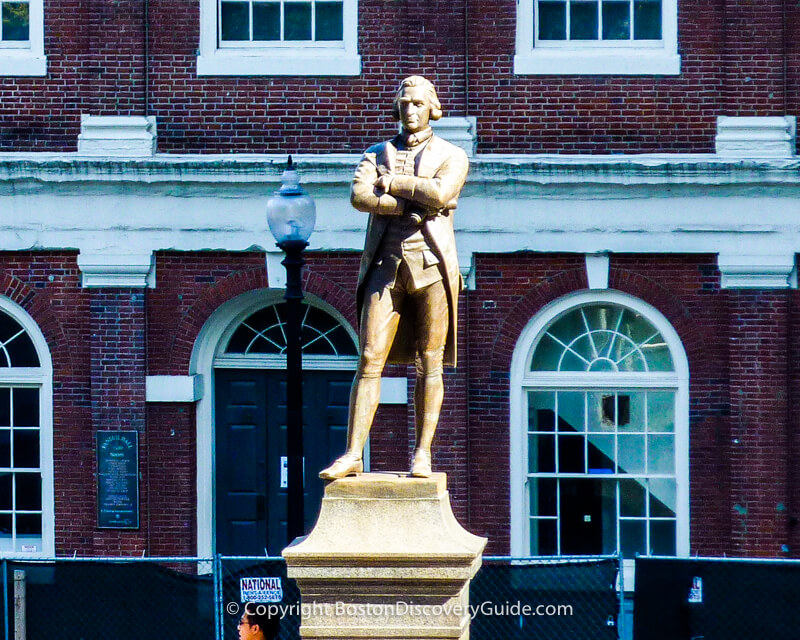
[320,276,402,480]
[410,279,448,477]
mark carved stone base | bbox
[283,472,487,639]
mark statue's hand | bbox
[374,173,393,196]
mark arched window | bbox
[224,302,357,357]
[215,299,358,369]
[511,292,688,563]
[0,298,53,556]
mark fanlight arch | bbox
[0,297,54,557]
[510,290,689,565]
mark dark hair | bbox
[245,609,280,639]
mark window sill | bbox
[514,49,680,75]
[196,50,361,76]
[0,53,47,76]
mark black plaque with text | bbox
[97,431,140,529]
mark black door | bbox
[214,368,353,556]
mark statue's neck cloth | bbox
[399,127,433,149]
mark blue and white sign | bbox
[240,577,283,603]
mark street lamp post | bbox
[266,156,316,546]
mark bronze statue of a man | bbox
[320,76,469,480]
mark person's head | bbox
[238,608,280,640]
[392,76,443,134]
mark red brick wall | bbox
[0,252,96,554]
[789,287,800,557]
[146,403,197,556]
[89,289,149,555]
[2,0,798,153]
[1,248,797,558]
[727,290,791,557]
[463,252,791,557]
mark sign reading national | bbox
[240,577,283,603]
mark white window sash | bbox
[516,0,679,75]
[0,298,54,558]
[200,0,359,76]
[0,0,46,76]
[510,292,690,585]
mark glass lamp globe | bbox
[266,158,317,244]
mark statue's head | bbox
[392,76,443,133]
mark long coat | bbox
[350,134,469,367]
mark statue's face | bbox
[397,85,431,134]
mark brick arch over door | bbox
[489,266,709,377]
[168,267,356,375]
[0,272,73,375]
[189,282,359,558]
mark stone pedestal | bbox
[283,472,487,639]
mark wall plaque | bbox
[97,431,140,529]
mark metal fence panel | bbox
[219,555,620,640]
[471,556,620,640]
[0,555,621,639]
[0,558,214,640]
[634,556,800,640]
[219,557,300,640]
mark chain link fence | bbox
[8,554,800,639]
[0,558,214,640]
[0,554,623,639]
[218,557,300,640]
[634,556,800,640]
[472,556,620,640]
[217,554,621,640]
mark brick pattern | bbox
[1,249,798,559]
[89,289,148,555]
[2,0,798,152]
[727,290,790,557]
[146,403,197,556]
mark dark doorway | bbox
[214,368,353,556]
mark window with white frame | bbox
[0,300,53,556]
[0,0,46,76]
[223,302,357,358]
[515,0,679,75]
[511,294,689,570]
[197,0,360,76]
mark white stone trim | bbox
[432,117,477,157]
[190,289,362,558]
[717,254,797,289]
[145,375,203,402]
[515,0,679,75]
[77,253,155,289]
[197,51,361,76]
[77,116,157,157]
[0,296,54,558]
[0,0,46,77]
[514,49,680,75]
[197,0,360,76]
[4,153,800,185]
[459,252,476,291]
[0,52,46,76]
[509,291,690,581]
[715,116,796,158]
[3,155,800,269]
[585,253,610,289]
[379,377,407,404]
[265,251,286,289]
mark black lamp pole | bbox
[280,238,307,546]
[267,155,315,547]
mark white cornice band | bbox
[77,253,155,289]
[717,254,797,290]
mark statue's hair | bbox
[391,76,443,121]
